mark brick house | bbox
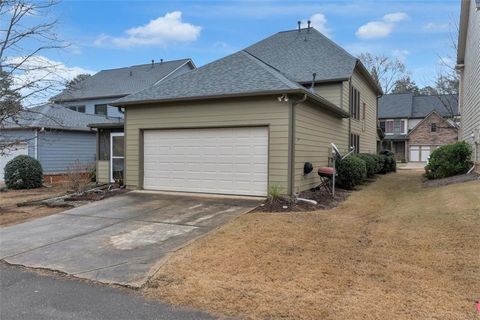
[407,111,458,162]
[379,93,459,162]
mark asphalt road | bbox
[0,263,215,320]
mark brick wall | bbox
[409,112,458,145]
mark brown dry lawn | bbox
[0,186,67,227]
[144,171,480,320]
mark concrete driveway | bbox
[0,191,260,287]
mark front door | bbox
[110,132,124,183]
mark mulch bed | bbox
[423,172,479,188]
[64,188,127,201]
[253,187,351,213]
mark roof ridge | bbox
[240,50,300,89]
[98,58,190,73]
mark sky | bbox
[9,0,461,96]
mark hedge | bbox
[336,155,367,189]
[425,141,472,179]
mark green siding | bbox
[124,96,290,191]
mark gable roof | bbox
[244,28,357,83]
[379,93,458,119]
[406,110,457,137]
[378,93,413,118]
[53,59,194,102]
[113,51,303,104]
[2,104,121,131]
[411,95,458,118]
[113,27,380,111]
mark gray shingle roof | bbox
[244,28,357,83]
[113,51,304,104]
[411,95,459,118]
[379,93,458,119]
[3,104,121,131]
[378,93,413,118]
[54,59,193,101]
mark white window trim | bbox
[383,119,408,135]
[110,132,124,183]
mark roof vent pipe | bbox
[151,59,154,68]
[297,21,301,31]
[129,71,132,76]
[307,20,311,29]
[160,58,163,63]
[310,73,316,93]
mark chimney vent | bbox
[151,59,154,68]
[297,21,301,31]
[160,58,164,63]
[307,20,311,29]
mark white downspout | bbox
[34,129,38,159]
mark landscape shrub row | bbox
[425,141,472,180]
[335,149,396,189]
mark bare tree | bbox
[358,53,406,94]
[1,0,66,154]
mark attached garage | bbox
[143,127,268,196]
[409,145,431,162]
[0,144,28,181]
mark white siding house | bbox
[457,0,480,164]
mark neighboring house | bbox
[378,93,459,162]
[52,59,195,118]
[0,104,119,182]
[457,0,480,164]
[91,26,381,196]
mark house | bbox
[378,93,459,162]
[0,104,119,182]
[91,25,381,196]
[457,0,480,165]
[52,59,195,118]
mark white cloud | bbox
[392,49,410,62]
[382,12,408,23]
[307,13,332,37]
[356,12,408,39]
[6,55,94,106]
[423,22,449,32]
[95,11,201,48]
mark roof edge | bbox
[457,0,470,64]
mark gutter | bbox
[288,93,307,195]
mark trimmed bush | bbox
[425,141,472,180]
[370,154,383,174]
[357,153,377,178]
[4,155,43,189]
[336,155,367,189]
[379,149,396,173]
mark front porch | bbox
[381,139,407,162]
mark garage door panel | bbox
[143,127,268,196]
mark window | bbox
[95,104,108,116]
[431,123,437,133]
[350,86,360,120]
[350,133,360,153]
[379,120,386,132]
[384,120,405,134]
[68,105,85,113]
[110,132,124,182]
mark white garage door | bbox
[409,146,420,162]
[409,145,431,162]
[143,127,268,196]
[0,144,28,181]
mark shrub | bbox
[66,160,91,193]
[336,155,367,189]
[379,149,396,173]
[4,155,43,189]
[425,141,472,180]
[357,153,377,178]
[370,154,383,174]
